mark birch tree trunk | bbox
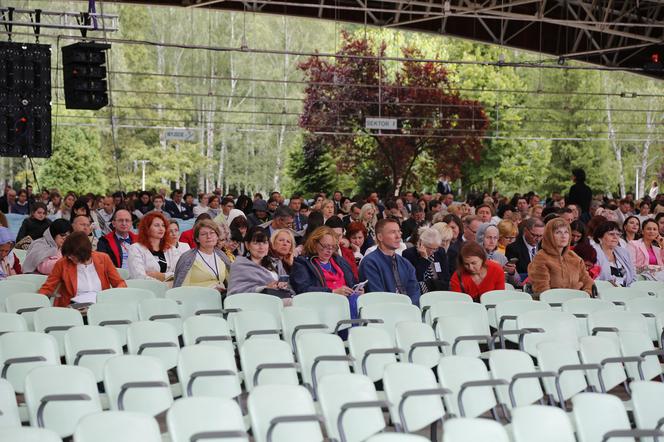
[604,75,626,197]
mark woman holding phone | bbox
[628,219,664,273]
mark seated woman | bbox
[402,227,450,293]
[0,227,21,278]
[128,212,183,282]
[290,226,358,295]
[573,239,601,280]
[38,232,126,307]
[227,227,292,298]
[570,220,587,248]
[23,219,72,274]
[528,218,594,297]
[168,219,191,253]
[172,219,231,290]
[592,221,636,287]
[450,241,505,300]
[270,228,296,274]
[628,219,664,273]
[345,221,366,267]
[15,202,51,248]
[621,215,641,247]
[496,219,517,255]
[477,223,521,287]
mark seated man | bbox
[96,208,137,269]
[359,218,420,305]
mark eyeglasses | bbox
[198,231,218,238]
[527,229,544,239]
[317,242,337,251]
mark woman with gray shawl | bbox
[23,219,72,274]
[476,222,521,287]
[227,226,293,300]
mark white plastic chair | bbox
[362,303,422,345]
[540,288,589,309]
[64,325,122,383]
[8,274,47,288]
[281,306,328,352]
[74,410,162,442]
[0,312,27,335]
[234,310,281,349]
[317,373,387,442]
[495,300,551,347]
[97,287,156,304]
[366,434,429,442]
[0,378,20,428]
[562,298,617,337]
[114,268,130,280]
[598,286,649,307]
[33,307,84,356]
[619,331,664,382]
[430,302,492,356]
[24,365,101,438]
[442,418,509,442]
[224,293,284,329]
[348,326,401,382]
[296,332,352,397]
[587,310,649,346]
[103,355,172,416]
[479,289,532,329]
[624,297,664,341]
[420,291,472,323]
[537,341,595,408]
[488,349,552,408]
[239,339,298,392]
[248,384,322,442]
[578,336,630,394]
[631,280,664,297]
[511,405,575,442]
[5,293,50,330]
[631,381,664,435]
[165,286,223,318]
[516,310,578,356]
[0,427,62,442]
[167,397,247,442]
[395,321,447,368]
[0,281,37,311]
[292,292,355,335]
[176,344,241,399]
[0,331,60,394]
[138,298,183,335]
[87,302,138,346]
[182,315,233,355]
[124,279,168,298]
[126,321,180,371]
[356,292,411,313]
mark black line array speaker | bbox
[0,41,52,158]
[62,42,111,110]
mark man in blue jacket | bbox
[359,218,420,305]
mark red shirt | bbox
[180,229,196,249]
[450,260,505,300]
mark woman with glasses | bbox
[402,227,451,293]
[496,219,517,254]
[23,218,72,274]
[592,221,636,286]
[627,219,664,274]
[290,226,358,295]
[128,212,183,282]
[172,219,231,290]
[168,220,191,253]
[227,226,292,299]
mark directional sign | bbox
[164,129,197,142]
[365,117,398,130]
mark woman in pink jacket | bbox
[628,219,664,272]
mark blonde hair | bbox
[269,228,296,267]
[303,226,338,257]
[497,219,517,239]
[432,222,454,245]
[359,203,377,229]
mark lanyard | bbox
[197,250,220,281]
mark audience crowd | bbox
[1,168,664,307]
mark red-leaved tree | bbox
[298,32,490,193]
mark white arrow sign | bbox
[164,129,197,142]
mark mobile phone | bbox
[353,280,368,291]
[509,258,519,264]
[278,275,289,283]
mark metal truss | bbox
[0,7,119,39]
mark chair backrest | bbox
[0,378,20,428]
[624,297,664,341]
[0,312,27,334]
[182,315,233,354]
[234,310,281,349]
[138,298,183,335]
[516,310,578,356]
[0,331,60,393]
[0,427,62,442]
[33,307,84,356]
[480,290,532,328]
[619,331,662,381]
[176,344,241,399]
[539,288,589,308]
[437,356,498,418]
[124,279,168,298]
[8,274,47,288]
[357,292,411,313]
[572,393,631,442]
[598,286,648,306]
[495,300,550,336]
[366,434,429,442]
[430,301,490,340]
[536,341,587,404]
[362,303,422,346]
[87,302,139,346]
[292,292,351,334]
[435,315,486,357]
[239,338,298,392]
[0,281,38,311]
[442,418,510,442]
[348,326,397,382]
[167,397,247,442]
[395,321,444,368]
[224,292,284,326]
[114,268,130,280]
[631,280,664,297]
[631,381,664,433]
[64,325,123,383]
[126,321,180,370]
[281,306,328,352]
[317,373,385,442]
[97,287,156,304]
[511,405,575,442]
[75,410,162,442]
[420,291,472,323]
[24,365,102,438]
[383,362,446,433]
[561,298,617,337]
[248,385,322,442]
[578,336,626,392]
[296,332,350,393]
[488,349,544,408]
[165,286,222,319]
[5,293,50,330]
[587,310,649,344]
[103,355,173,416]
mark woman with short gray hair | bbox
[402,226,451,293]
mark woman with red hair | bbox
[128,212,184,281]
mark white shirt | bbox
[73,262,102,303]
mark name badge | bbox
[434,262,442,273]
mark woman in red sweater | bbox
[450,241,505,300]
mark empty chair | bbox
[176,345,241,399]
[495,300,551,347]
[598,286,648,307]
[383,363,448,435]
[0,281,38,311]
[540,288,589,308]
[87,302,138,345]
[8,274,47,288]
[33,307,84,356]
[124,279,167,298]
[167,397,247,442]
[24,365,101,438]
[138,298,183,335]
[631,280,664,297]
[587,310,649,344]
[74,410,162,442]
[225,292,284,327]
[318,373,387,442]
[511,405,575,442]
[126,321,180,371]
[625,297,664,341]
[64,326,123,383]
[0,427,62,442]
[103,355,172,415]
[234,310,281,349]
[479,290,532,329]
[356,292,411,313]
[430,302,491,356]
[619,331,663,382]
[437,355,506,418]
[97,287,155,304]
[631,381,664,434]
[442,418,509,442]
[292,291,361,335]
[296,332,352,396]
[420,291,472,323]
[516,310,578,356]
[182,315,233,354]
[562,298,617,337]
[537,341,595,408]
[281,306,328,352]
[395,321,447,368]
[0,331,59,394]
[248,385,322,442]
[578,336,630,394]
[348,326,401,382]
[114,268,130,280]
[5,293,50,330]
[240,339,298,392]
[362,303,421,345]
[0,312,27,335]
[165,286,223,318]
[0,378,20,428]
[488,349,551,408]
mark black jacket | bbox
[402,246,451,291]
[505,235,538,275]
[290,254,357,294]
[567,182,593,214]
[165,200,194,220]
[16,217,51,243]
